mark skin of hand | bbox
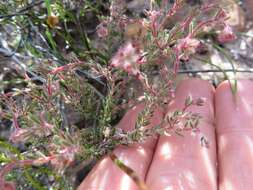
[78,104,163,190]
[79,79,253,190]
[146,79,217,190]
[216,80,253,190]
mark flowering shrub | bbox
[0,0,237,189]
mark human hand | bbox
[78,79,253,190]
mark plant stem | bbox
[178,68,253,74]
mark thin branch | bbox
[109,153,149,190]
[178,68,253,74]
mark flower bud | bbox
[47,15,59,28]
[217,25,237,43]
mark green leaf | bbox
[212,44,238,95]
[45,29,57,51]
[44,0,52,16]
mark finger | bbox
[216,80,253,190]
[146,79,217,190]
[78,104,162,190]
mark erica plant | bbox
[0,0,236,189]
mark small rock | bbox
[127,0,150,14]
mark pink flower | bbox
[176,36,200,61]
[50,146,79,173]
[177,37,200,52]
[217,25,237,43]
[147,10,160,23]
[111,41,144,75]
[97,23,108,38]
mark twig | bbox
[151,68,253,75]
[109,153,149,190]
[178,68,253,74]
